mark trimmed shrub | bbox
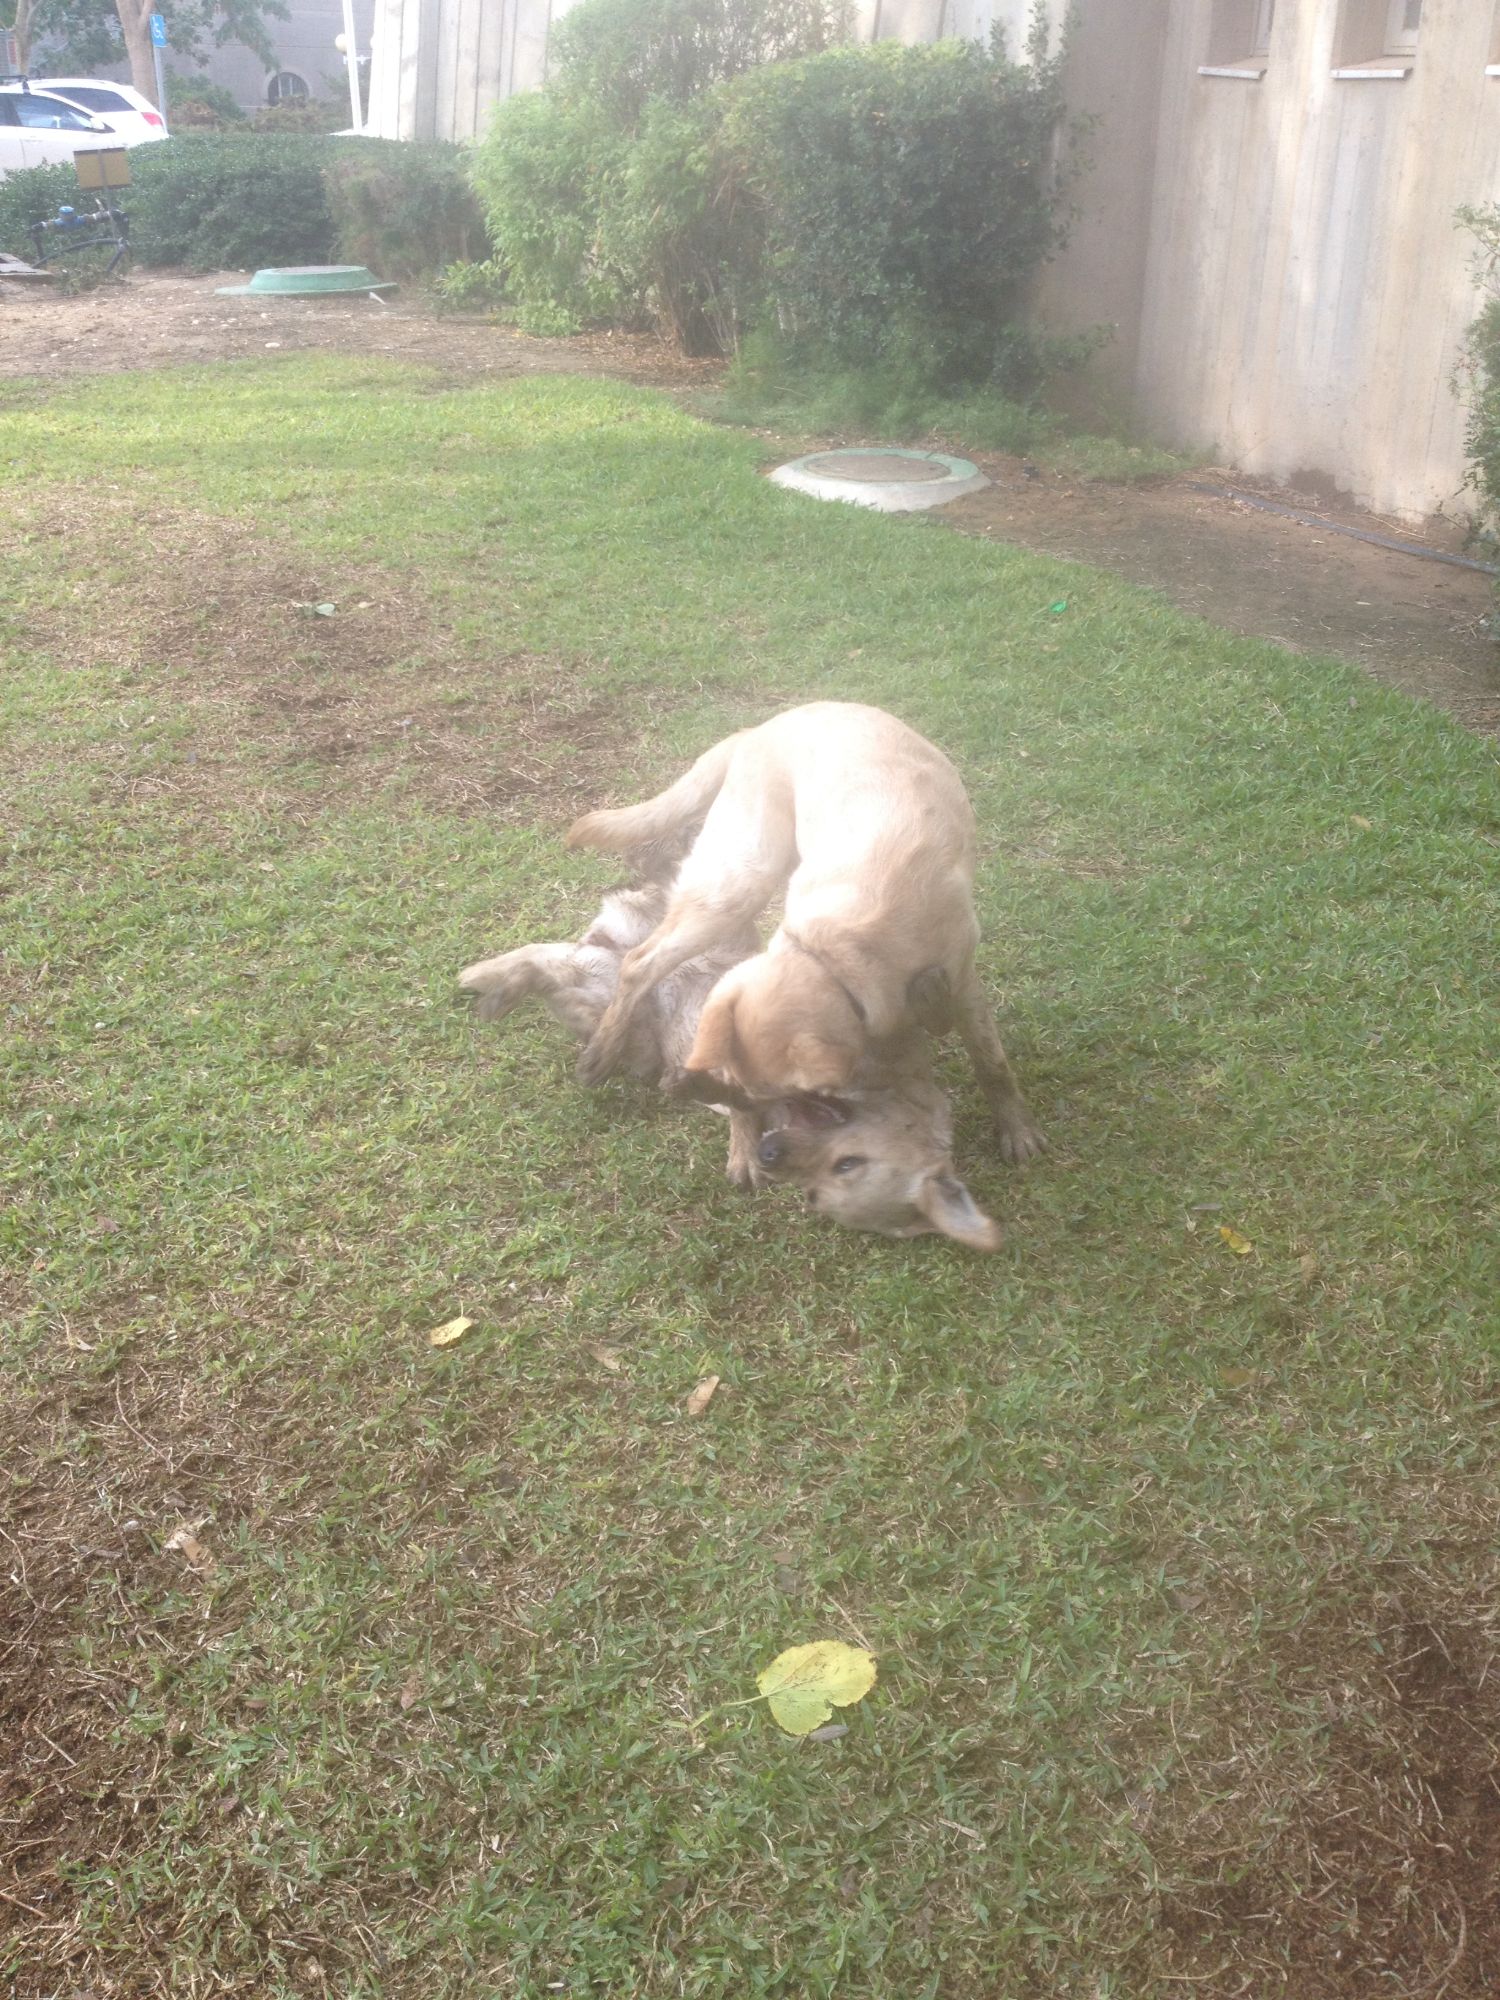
[0,134,487,276]
[322,142,488,279]
[0,162,80,260]
[718,32,1073,384]
[469,92,631,332]
[125,134,335,269]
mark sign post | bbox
[148,12,169,129]
[336,0,362,132]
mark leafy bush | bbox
[253,97,351,135]
[167,71,247,129]
[1457,203,1500,563]
[125,134,335,269]
[469,92,631,332]
[433,256,509,314]
[549,0,843,126]
[472,0,840,334]
[473,0,1076,391]
[322,141,488,279]
[718,31,1073,384]
[599,95,761,353]
[0,161,79,259]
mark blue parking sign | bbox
[149,11,167,43]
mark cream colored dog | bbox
[566,702,1044,1241]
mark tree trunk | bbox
[10,0,37,70]
[115,0,159,105]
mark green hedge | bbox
[472,0,1075,383]
[0,134,486,278]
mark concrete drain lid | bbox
[215,265,397,297]
[769,446,989,513]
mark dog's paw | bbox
[996,1117,1048,1166]
[458,963,522,1024]
[575,1031,622,1087]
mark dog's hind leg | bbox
[947,962,1047,1166]
[459,943,607,1035]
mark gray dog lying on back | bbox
[458,886,758,1084]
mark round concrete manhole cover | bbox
[811,450,952,483]
[769,447,989,513]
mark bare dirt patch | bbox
[4,497,669,825]
[1134,1576,1500,1998]
[0,266,717,389]
[946,459,1500,735]
[0,1356,295,1990]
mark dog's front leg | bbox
[949,963,1046,1165]
[724,1108,766,1190]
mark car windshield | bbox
[10,92,97,129]
[43,86,130,112]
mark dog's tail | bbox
[565,733,740,882]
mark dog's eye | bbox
[833,1155,866,1175]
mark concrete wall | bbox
[366,0,580,142]
[1132,0,1500,520]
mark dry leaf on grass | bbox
[428,1316,474,1348]
[685,1375,720,1416]
[757,1640,877,1736]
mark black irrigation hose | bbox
[1186,481,1500,577]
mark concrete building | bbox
[363,0,1500,523]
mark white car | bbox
[0,84,119,177]
[30,78,169,145]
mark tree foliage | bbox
[4,0,287,108]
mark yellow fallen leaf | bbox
[1219,1226,1253,1256]
[757,1640,878,1737]
[686,1374,720,1415]
[428,1315,474,1347]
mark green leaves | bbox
[756,1641,877,1737]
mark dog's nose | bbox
[757,1132,786,1169]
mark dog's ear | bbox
[781,1031,857,1095]
[914,1172,1002,1253]
[681,981,746,1097]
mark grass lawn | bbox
[3,355,1499,1999]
